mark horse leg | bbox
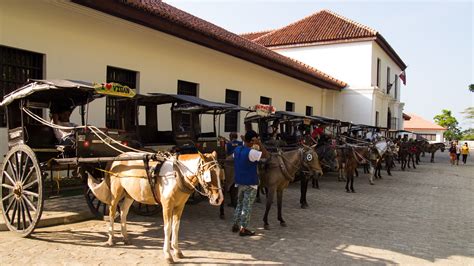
[412,156,416,169]
[255,185,261,203]
[229,185,238,207]
[368,165,375,185]
[219,201,225,220]
[263,188,275,230]
[350,171,355,193]
[277,189,286,226]
[300,175,309,208]
[345,170,351,192]
[355,168,359,177]
[386,159,392,176]
[119,196,134,245]
[431,152,435,163]
[106,200,118,246]
[171,203,186,259]
[162,203,174,263]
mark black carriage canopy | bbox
[141,93,249,114]
[0,79,101,109]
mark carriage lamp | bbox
[83,140,90,147]
[121,141,128,146]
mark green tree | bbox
[433,109,462,140]
[469,84,474,92]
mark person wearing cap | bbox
[50,102,77,146]
[231,130,269,236]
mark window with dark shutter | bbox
[225,89,240,132]
[376,58,381,87]
[106,66,138,129]
[306,106,313,116]
[177,80,199,131]
[260,96,271,105]
[0,45,44,127]
[386,67,391,94]
[286,101,294,112]
[177,80,198,96]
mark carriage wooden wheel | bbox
[0,145,44,237]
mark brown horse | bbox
[335,144,361,192]
[424,142,446,162]
[87,151,224,264]
[259,145,323,229]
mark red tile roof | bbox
[404,113,446,131]
[249,10,407,70]
[72,0,346,90]
[240,30,273,40]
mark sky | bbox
[165,0,473,129]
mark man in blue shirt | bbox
[226,132,243,156]
[231,130,269,236]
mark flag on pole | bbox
[399,71,406,85]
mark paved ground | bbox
[1,152,473,265]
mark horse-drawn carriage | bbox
[0,79,234,236]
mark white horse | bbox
[87,151,224,263]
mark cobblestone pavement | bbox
[1,153,473,265]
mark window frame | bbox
[286,101,295,112]
[106,66,138,129]
[224,89,240,132]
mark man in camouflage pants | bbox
[231,130,269,236]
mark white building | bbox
[403,113,446,142]
[242,10,407,129]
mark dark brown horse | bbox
[259,146,322,229]
[424,142,446,162]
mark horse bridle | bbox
[194,157,224,197]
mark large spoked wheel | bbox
[1,145,43,237]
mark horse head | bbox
[200,151,224,206]
[301,144,323,176]
[439,143,446,152]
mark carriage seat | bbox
[24,124,58,148]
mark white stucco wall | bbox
[272,41,405,128]
[274,41,373,88]
[0,0,335,159]
[405,129,445,142]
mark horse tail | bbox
[87,173,112,205]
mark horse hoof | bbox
[174,251,185,259]
[106,240,114,246]
[166,257,175,264]
[351,190,356,193]
[219,214,225,220]
[123,238,132,245]
[300,204,308,209]
[280,222,287,227]
[264,224,270,230]
[370,182,375,185]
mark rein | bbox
[174,156,223,197]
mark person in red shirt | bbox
[311,124,325,139]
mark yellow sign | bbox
[304,118,311,125]
[94,83,136,98]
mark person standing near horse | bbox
[449,142,457,165]
[232,130,269,236]
[455,140,462,165]
[461,142,470,164]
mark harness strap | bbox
[143,156,161,205]
[277,153,294,181]
[173,163,195,194]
